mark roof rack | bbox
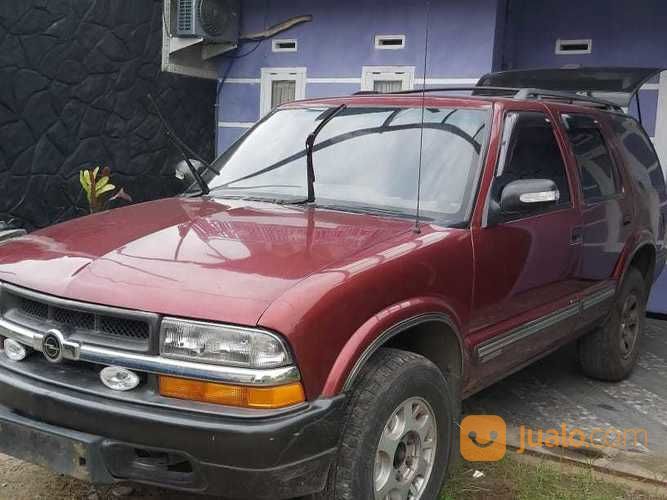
[513,88,623,111]
[353,86,517,96]
[352,86,623,112]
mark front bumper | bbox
[0,365,345,499]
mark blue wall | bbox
[502,0,666,137]
[216,0,666,151]
[503,0,667,69]
[215,0,505,152]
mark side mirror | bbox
[173,159,208,194]
[500,179,560,214]
[0,219,26,242]
[174,159,206,182]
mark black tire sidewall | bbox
[346,354,455,500]
[610,269,647,370]
[578,268,648,382]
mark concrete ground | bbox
[464,318,667,487]
[1,319,667,498]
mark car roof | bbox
[282,93,497,110]
[282,67,659,113]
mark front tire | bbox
[316,348,457,500]
[578,268,647,381]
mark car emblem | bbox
[42,329,64,363]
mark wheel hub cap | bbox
[374,397,437,500]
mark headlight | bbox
[159,318,292,369]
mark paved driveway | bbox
[2,319,667,498]
[464,318,667,485]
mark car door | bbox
[469,110,584,385]
[560,113,632,324]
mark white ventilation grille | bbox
[555,39,592,55]
[272,39,298,52]
[375,35,406,50]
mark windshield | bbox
[207,105,490,224]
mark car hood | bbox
[0,197,413,325]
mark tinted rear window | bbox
[561,114,620,203]
[609,115,665,193]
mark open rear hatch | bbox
[476,67,662,107]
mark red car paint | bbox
[0,95,665,401]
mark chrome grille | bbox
[1,285,157,352]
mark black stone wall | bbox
[0,0,215,229]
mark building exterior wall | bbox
[0,0,215,229]
[503,0,667,70]
[216,0,505,152]
[502,0,666,143]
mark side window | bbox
[491,111,571,219]
[561,114,621,203]
[609,115,666,194]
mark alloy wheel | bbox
[374,397,438,500]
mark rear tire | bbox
[578,268,647,382]
[312,348,457,500]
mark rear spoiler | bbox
[476,67,662,108]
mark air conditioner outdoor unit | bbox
[176,0,240,43]
[164,0,311,79]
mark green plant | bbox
[79,167,131,214]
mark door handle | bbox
[570,226,583,245]
[623,214,632,226]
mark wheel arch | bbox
[326,312,466,398]
[618,240,657,289]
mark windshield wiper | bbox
[315,203,433,221]
[305,104,347,203]
[147,94,213,196]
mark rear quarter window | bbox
[561,114,620,203]
[609,115,666,194]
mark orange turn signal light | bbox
[158,376,305,409]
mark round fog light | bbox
[4,338,27,361]
[100,366,140,392]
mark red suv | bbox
[0,68,665,499]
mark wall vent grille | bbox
[375,35,406,50]
[272,39,298,52]
[555,38,592,55]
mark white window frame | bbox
[555,38,593,55]
[272,39,298,53]
[361,66,415,92]
[374,34,406,50]
[260,67,307,117]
